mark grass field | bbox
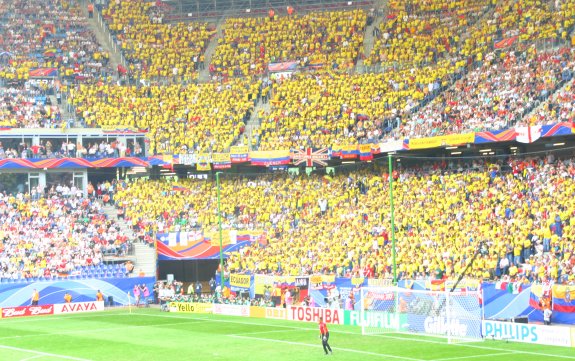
[0,308,574,361]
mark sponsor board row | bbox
[1,301,105,319]
[168,304,575,348]
[482,320,573,347]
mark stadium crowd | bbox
[103,0,214,82]
[2,0,575,290]
[113,154,575,284]
[68,80,260,154]
[404,48,575,137]
[0,190,132,281]
[211,9,367,77]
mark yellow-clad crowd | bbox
[460,0,575,62]
[103,1,215,81]
[113,158,575,282]
[367,0,490,69]
[68,79,261,153]
[211,10,366,77]
[255,61,462,150]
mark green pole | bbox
[216,172,225,291]
[388,154,397,284]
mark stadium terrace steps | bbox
[243,98,271,149]
[102,204,156,277]
[356,15,383,73]
[133,243,157,278]
[83,6,123,79]
[198,18,226,83]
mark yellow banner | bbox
[230,274,251,288]
[359,144,372,153]
[168,302,212,314]
[552,285,575,301]
[212,153,231,163]
[408,133,475,150]
[249,150,291,159]
[163,155,173,164]
[230,146,249,155]
[254,275,296,295]
[351,277,365,286]
[101,125,139,132]
[197,162,211,171]
[250,306,266,318]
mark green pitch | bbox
[0,308,573,361]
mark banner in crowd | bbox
[230,146,250,163]
[494,36,519,49]
[212,153,232,169]
[291,148,330,167]
[268,61,298,72]
[100,125,145,134]
[249,150,291,166]
[0,277,155,307]
[29,67,58,77]
[331,145,359,159]
[379,140,405,153]
[230,274,252,291]
[405,133,475,150]
[156,231,261,260]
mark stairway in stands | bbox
[102,205,157,277]
[198,17,226,83]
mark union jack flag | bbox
[291,148,330,167]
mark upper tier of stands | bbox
[68,79,261,154]
[0,0,111,83]
[114,155,575,282]
[103,0,214,81]
[2,0,575,149]
[210,9,367,77]
[367,0,492,69]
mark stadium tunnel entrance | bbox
[158,259,219,285]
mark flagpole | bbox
[388,154,397,285]
[216,172,225,291]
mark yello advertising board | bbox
[54,301,105,315]
[168,302,213,314]
[289,306,342,324]
[483,320,572,347]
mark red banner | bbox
[2,305,54,318]
[494,36,518,49]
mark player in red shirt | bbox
[318,317,333,355]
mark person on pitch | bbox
[318,316,333,355]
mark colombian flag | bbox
[552,285,575,313]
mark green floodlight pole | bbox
[216,171,225,291]
[388,153,397,285]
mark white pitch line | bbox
[229,334,426,361]
[0,344,92,361]
[138,313,575,360]
[228,329,302,337]
[0,319,209,341]
[431,352,516,361]
[19,355,45,361]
